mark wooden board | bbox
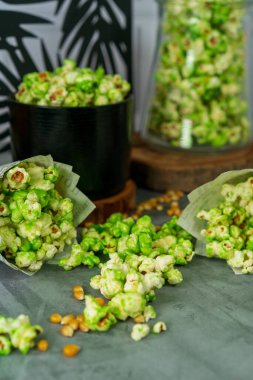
[131,137,253,193]
[83,180,136,225]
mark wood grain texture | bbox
[83,180,136,225]
[131,138,253,192]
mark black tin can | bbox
[9,96,133,200]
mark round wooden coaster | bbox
[83,180,136,225]
[131,139,253,193]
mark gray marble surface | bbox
[1,255,253,380]
[0,155,252,379]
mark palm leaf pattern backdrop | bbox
[0,0,132,153]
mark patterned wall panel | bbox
[0,0,132,153]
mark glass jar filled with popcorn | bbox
[143,0,253,150]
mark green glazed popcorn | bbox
[0,315,42,355]
[143,305,156,322]
[108,292,146,321]
[83,296,117,332]
[0,162,77,272]
[152,321,167,334]
[147,0,250,148]
[164,268,183,285]
[131,323,150,342]
[0,336,12,356]
[197,176,253,273]
[16,59,131,107]
[79,212,194,340]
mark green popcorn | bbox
[84,295,117,332]
[246,236,253,251]
[109,292,146,321]
[126,234,140,253]
[138,257,155,274]
[10,323,42,354]
[100,277,124,299]
[15,251,36,268]
[82,251,100,268]
[62,58,76,71]
[80,236,103,252]
[49,224,61,240]
[37,243,57,261]
[0,217,11,228]
[145,290,156,303]
[201,225,230,242]
[36,213,52,232]
[168,243,192,266]
[28,260,43,272]
[108,88,124,103]
[124,253,142,270]
[30,178,54,191]
[139,233,153,256]
[10,315,30,331]
[111,220,132,238]
[82,226,101,239]
[63,92,79,107]
[143,272,165,293]
[117,236,128,253]
[124,270,145,295]
[241,251,253,274]
[132,215,155,236]
[90,275,102,290]
[57,198,74,218]
[0,226,21,253]
[230,225,241,239]
[102,267,126,283]
[29,189,49,208]
[16,62,130,107]
[0,336,12,356]
[206,241,233,260]
[152,236,177,253]
[227,250,244,270]
[148,0,249,148]
[44,166,59,183]
[94,95,109,106]
[0,314,42,355]
[0,201,10,217]
[165,268,183,285]
[22,199,41,222]
[131,324,150,342]
[17,221,41,241]
[0,316,13,334]
[5,167,30,191]
[47,190,62,211]
[59,244,84,270]
[155,255,175,272]
[9,199,24,223]
[143,305,156,322]
[31,81,49,97]
[152,321,167,334]
[20,237,42,252]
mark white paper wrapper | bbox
[178,169,253,275]
[0,155,95,275]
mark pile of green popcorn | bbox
[15,59,131,107]
[0,315,42,355]
[148,0,249,148]
[0,162,76,272]
[60,213,194,339]
[197,176,253,274]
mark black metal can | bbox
[9,96,133,200]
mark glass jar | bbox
[143,0,253,150]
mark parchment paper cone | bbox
[178,169,253,274]
[0,155,95,275]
